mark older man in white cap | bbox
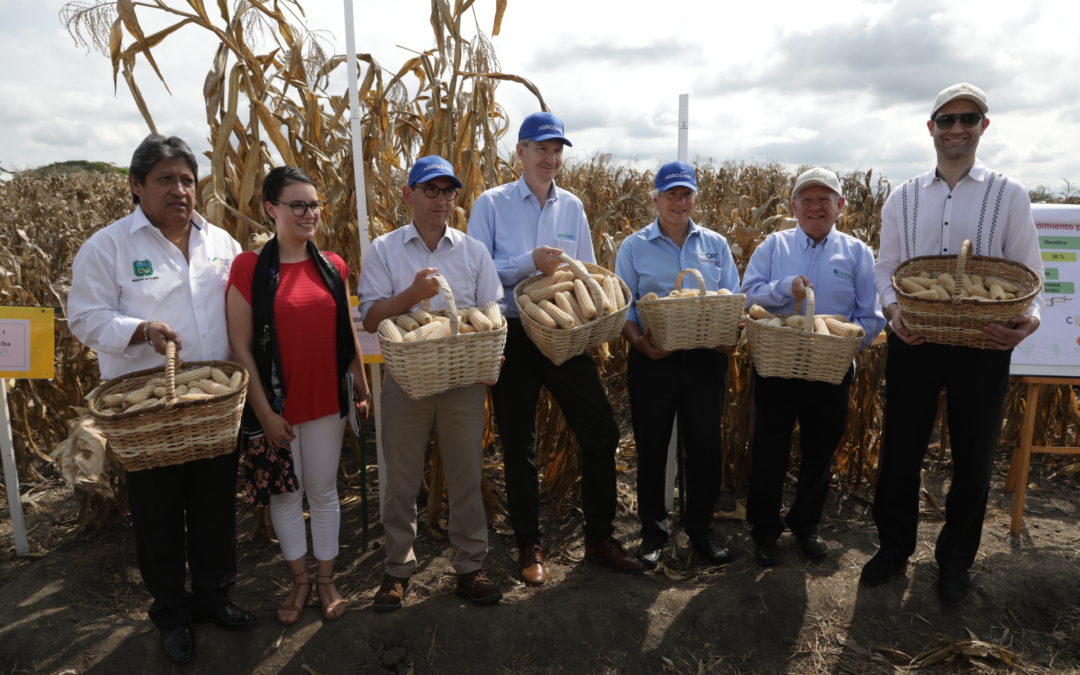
[863,83,1043,605]
[742,167,884,567]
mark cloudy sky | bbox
[3,0,1079,192]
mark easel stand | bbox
[0,379,29,555]
[1004,376,1080,535]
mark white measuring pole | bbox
[344,0,386,510]
[665,94,691,512]
[0,379,28,555]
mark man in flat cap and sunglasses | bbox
[865,83,1043,605]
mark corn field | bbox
[0,0,1074,529]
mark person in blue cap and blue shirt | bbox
[359,155,504,610]
[615,161,740,568]
[468,112,646,585]
[741,167,885,567]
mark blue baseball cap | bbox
[654,161,698,193]
[518,112,572,146]
[407,155,462,189]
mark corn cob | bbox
[936,273,957,294]
[379,318,404,341]
[181,393,212,402]
[717,288,733,295]
[201,380,232,396]
[403,319,452,342]
[458,322,476,333]
[784,315,806,329]
[934,285,951,300]
[985,275,1019,293]
[824,317,862,338]
[813,316,830,335]
[911,289,940,300]
[394,314,421,331]
[483,301,505,329]
[640,292,659,301]
[528,270,574,293]
[748,305,773,320]
[465,307,492,331]
[174,366,212,385]
[152,385,168,398]
[126,397,161,412]
[526,281,574,303]
[605,276,624,307]
[186,386,207,397]
[989,283,1008,301]
[553,291,581,326]
[175,384,188,396]
[229,370,243,390]
[103,392,126,408]
[210,367,230,386]
[762,317,783,327]
[518,295,558,328]
[539,299,576,329]
[899,278,928,294]
[123,386,154,407]
[573,279,596,319]
[408,309,434,326]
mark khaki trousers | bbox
[380,373,488,577]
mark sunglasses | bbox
[933,113,984,129]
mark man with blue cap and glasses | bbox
[615,161,740,567]
[359,155,504,610]
[469,113,645,585]
[741,167,885,567]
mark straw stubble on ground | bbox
[1,451,1077,673]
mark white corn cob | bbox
[465,307,492,331]
[936,273,957,295]
[518,295,557,328]
[748,305,773,320]
[126,397,161,412]
[408,309,434,326]
[394,314,421,331]
[483,301,505,329]
[229,371,243,390]
[824,317,863,338]
[201,380,232,396]
[123,386,154,407]
[527,281,574,303]
[174,366,212,385]
[210,367,230,386]
[379,318,404,341]
[985,275,1019,293]
[103,392,126,408]
[640,292,659,302]
[573,279,596,319]
[403,320,452,342]
[813,316,830,335]
[540,299,577,329]
[899,278,928,294]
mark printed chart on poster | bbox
[349,295,383,364]
[0,306,54,379]
[1011,204,1080,377]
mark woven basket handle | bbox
[675,268,707,296]
[420,274,460,336]
[955,239,972,279]
[557,252,610,318]
[164,339,178,403]
[802,286,817,332]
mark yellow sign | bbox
[348,296,383,364]
[0,306,54,379]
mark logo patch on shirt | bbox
[832,268,854,282]
[698,251,722,267]
[554,233,576,242]
[132,259,154,277]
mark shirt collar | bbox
[404,221,458,249]
[796,224,832,249]
[515,175,558,204]
[644,219,702,241]
[922,159,987,188]
[129,205,207,234]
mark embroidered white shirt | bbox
[873,161,1044,319]
[68,205,242,380]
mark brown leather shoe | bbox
[372,574,408,612]
[456,569,502,605]
[585,538,647,574]
[518,545,548,586]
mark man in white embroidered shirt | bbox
[863,83,1043,606]
[68,134,253,664]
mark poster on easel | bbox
[1011,204,1080,377]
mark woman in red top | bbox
[227,166,370,624]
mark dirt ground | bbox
[1,440,1078,674]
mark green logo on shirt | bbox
[133,259,154,277]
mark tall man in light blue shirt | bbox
[742,167,885,567]
[616,162,740,568]
[468,112,645,585]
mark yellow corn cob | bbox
[379,318,404,341]
[201,380,232,396]
[394,314,420,331]
[539,299,576,329]
[483,301,505,329]
[229,371,243,390]
[527,281,575,303]
[574,279,596,319]
[985,275,1019,293]
[126,397,161,412]
[936,273,957,294]
[518,295,558,328]
[210,367,230,386]
[824,317,863,338]
[465,307,492,331]
[553,291,581,326]
[640,292,659,301]
[748,305,773,320]
[899,278,928,294]
[174,366,212,385]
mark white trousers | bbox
[269,413,346,561]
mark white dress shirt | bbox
[874,161,1044,319]
[357,223,503,320]
[68,206,241,380]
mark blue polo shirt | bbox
[741,225,885,348]
[615,219,741,327]
[466,176,595,317]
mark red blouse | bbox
[228,251,350,425]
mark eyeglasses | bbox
[418,184,459,201]
[271,200,326,216]
[933,113,984,129]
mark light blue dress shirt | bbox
[615,219,741,327]
[466,177,595,317]
[741,225,885,348]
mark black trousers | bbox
[872,333,1012,571]
[628,348,727,544]
[125,449,239,630]
[492,319,620,548]
[746,369,852,542]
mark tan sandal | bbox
[316,575,348,621]
[276,571,311,626]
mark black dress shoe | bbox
[753,539,781,567]
[161,626,195,664]
[638,540,663,568]
[193,603,257,631]
[794,531,828,559]
[859,549,908,586]
[691,536,732,565]
[937,567,971,606]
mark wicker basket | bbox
[514,253,630,366]
[746,287,863,385]
[380,275,507,400]
[87,341,248,471]
[892,239,1041,349]
[637,268,745,351]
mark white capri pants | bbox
[269,413,347,561]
